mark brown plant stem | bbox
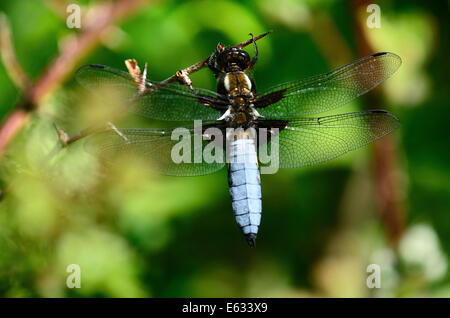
[351,0,406,246]
[0,13,31,91]
[0,0,149,160]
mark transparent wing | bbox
[260,110,400,169]
[75,64,226,121]
[85,123,226,176]
[254,52,401,116]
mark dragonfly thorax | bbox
[218,104,261,128]
[217,72,254,96]
[208,44,260,127]
[217,71,260,126]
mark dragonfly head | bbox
[208,32,272,75]
[208,44,251,74]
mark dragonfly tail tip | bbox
[246,233,257,248]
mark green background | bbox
[0,0,449,297]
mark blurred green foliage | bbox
[0,0,449,297]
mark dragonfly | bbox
[75,33,401,247]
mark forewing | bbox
[75,64,225,121]
[255,52,401,117]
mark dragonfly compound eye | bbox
[217,48,251,71]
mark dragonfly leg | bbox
[246,33,259,70]
[175,69,193,91]
[107,122,129,143]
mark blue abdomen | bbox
[228,138,261,247]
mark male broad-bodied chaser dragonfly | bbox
[75,33,401,247]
